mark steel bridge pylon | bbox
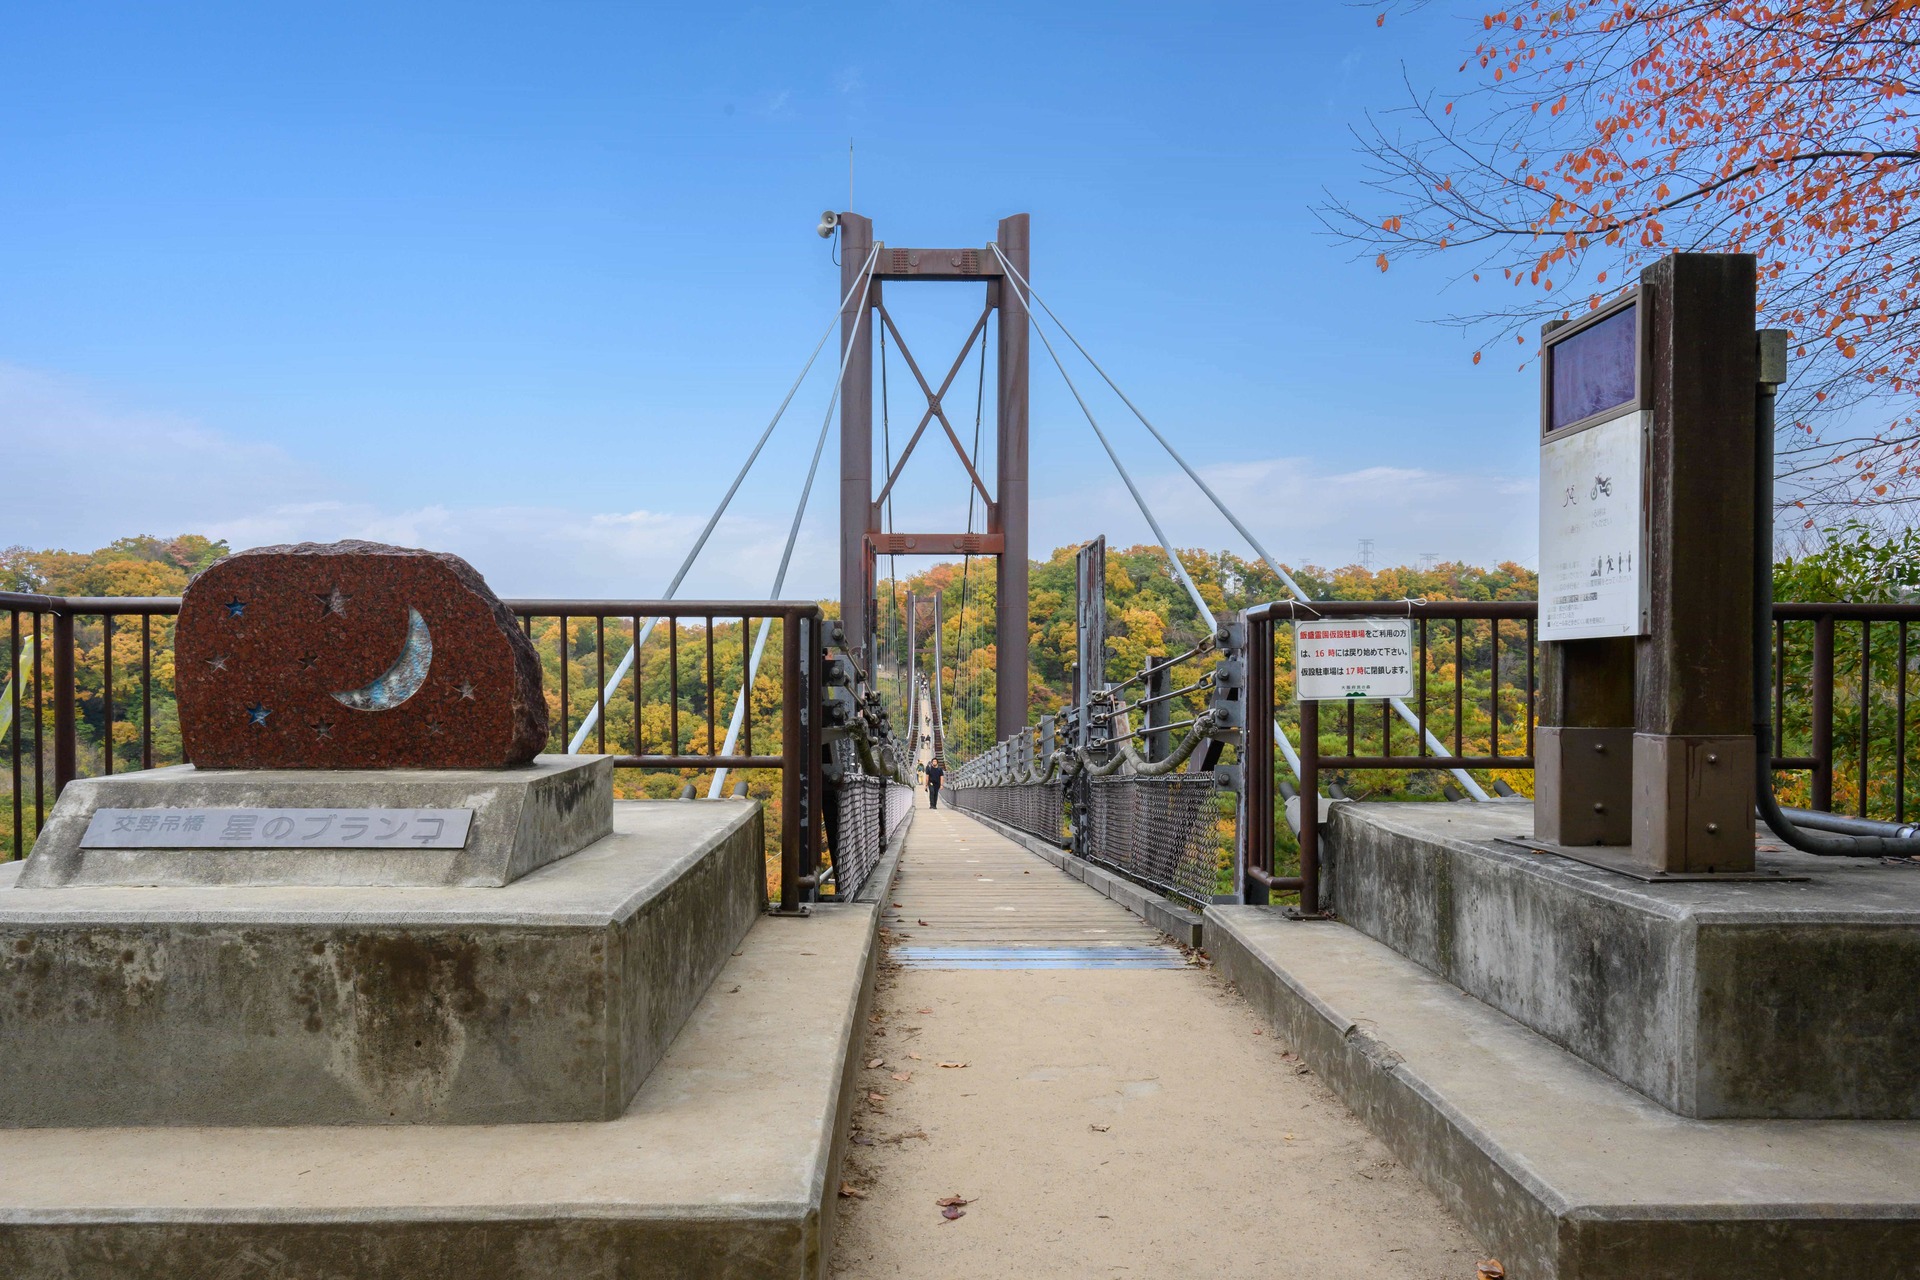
[836,211,1030,741]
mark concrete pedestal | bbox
[0,801,763,1127]
[1321,800,1920,1119]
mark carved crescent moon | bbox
[331,608,433,711]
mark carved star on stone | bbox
[224,599,246,619]
[426,720,445,736]
[454,681,477,700]
[205,654,229,672]
[245,703,271,728]
[312,719,334,739]
[315,587,350,617]
[295,653,318,671]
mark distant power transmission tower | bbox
[1418,552,1440,572]
[1358,538,1376,572]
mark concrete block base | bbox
[1205,906,1920,1279]
[1323,800,1920,1118]
[0,801,763,1127]
[0,898,885,1279]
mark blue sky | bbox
[2,1,1537,596]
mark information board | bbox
[1295,618,1414,701]
[1539,408,1647,640]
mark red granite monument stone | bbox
[175,541,548,769]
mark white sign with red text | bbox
[1294,618,1415,701]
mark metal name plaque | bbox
[80,808,475,850]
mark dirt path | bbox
[829,801,1485,1279]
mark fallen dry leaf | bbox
[907,1052,923,1061]
[1089,1123,1110,1133]
[1283,1132,1295,1141]
[935,1195,974,1208]
[891,1072,912,1082]
[837,1182,866,1199]
[1477,1262,1505,1280]
[866,1058,884,1069]
[916,1008,933,1014]
[866,1092,887,1104]
[917,919,929,926]
[1252,1029,1263,1036]
[938,1061,969,1069]
[940,1206,965,1221]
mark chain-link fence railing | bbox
[949,780,1070,847]
[1082,773,1235,906]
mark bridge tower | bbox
[836,212,1030,739]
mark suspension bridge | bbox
[3,220,1920,1279]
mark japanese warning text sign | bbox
[1294,618,1414,701]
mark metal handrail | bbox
[0,593,829,906]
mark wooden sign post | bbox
[1534,253,1758,874]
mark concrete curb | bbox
[958,808,1203,947]
[1203,903,1920,1279]
[812,800,913,1274]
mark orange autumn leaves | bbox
[1346,0,1920,507]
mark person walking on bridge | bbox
[925,758,944,810]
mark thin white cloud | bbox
[0,363,829,600]
[1032,456,1539,573]
[2,365,1535,609]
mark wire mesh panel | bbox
[884,779,915,841]
[1083,774,1234,906]
[827,769,913,901]
[948,781,1069,846]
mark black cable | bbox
[1754,366,1910,856]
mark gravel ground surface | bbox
[829,803,1487,1280]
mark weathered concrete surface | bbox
[19,755,613,889]
[1204,906,1920,1280]
[961,808,1204,946]
[0,800,761,1127]
[0,899,883,1279]
[1324,800,1920,1118]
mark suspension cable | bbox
[950,326,990,758]
[1004,257,1215,632]
[880,319,901,724]
[570,245,880,751]
[989,244,1484,799]
[711,256,881,794]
